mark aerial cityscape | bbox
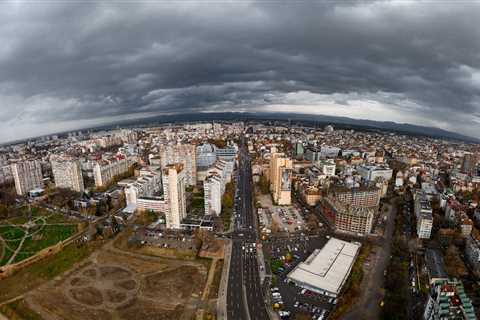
[1,2,480,320]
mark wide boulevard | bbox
[226,140,269,320]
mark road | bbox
[343,199,398,320]
[226,139,269,320]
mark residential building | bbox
[123,166,163,212]
[466,235,480,274]
[51,159,84,192]
[204,174,222,215]
[159,144,197,186]
[416,191,433,239]
[423,278,476,320]
[316,159,336,176]
[331,185,380,208]
[322,197,375,236]
[11,160,44,196]
[93,157,131,188]
[162,164,187,229]
[269,153,293,205]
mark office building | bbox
[294,142,304,157]
[159,144,197,186]
[11,160,44,196]
[162,164,187,229]
[51,159,85,192]
[316,159,336,176]
[269,153,293,205]
[287,238,360,298]
[357,165,393,182]
[196,143,217,169]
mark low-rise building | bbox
[423,278,476,320]
[287,238,361,298]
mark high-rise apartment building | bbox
[11,160,44,196]
[162,164,187,229]
[93,157,130,188]
[269,153,293,205]
[204,174,222,216]
[416,191,433,239]
[159,144,197,186]
[51,159,84,192]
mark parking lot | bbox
[271,206,306,233]
[263,234,336,319]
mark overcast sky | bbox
[1,1,480,143]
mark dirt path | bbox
[6,232,27,265]
[201,258,218,301]
[0,236,5,263]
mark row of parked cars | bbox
[270,287,291,319]
[293,300,329,320]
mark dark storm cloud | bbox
[1,1,480,141]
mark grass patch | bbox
[0,226,25,241]
[20,225,76,254]
[0,241,101,303]
[0,299,43,320]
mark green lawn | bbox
[0,226,25,241]
[0,224,77,266]
[13,225,76,263]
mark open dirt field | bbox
[22,241,210,320]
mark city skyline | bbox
[1,1,480,142]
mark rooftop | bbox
[287,238,361,295]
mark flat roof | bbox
[287,238,361,295]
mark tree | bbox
[222,193,233,209]
[258,175,270,194]
[444,245,468,278]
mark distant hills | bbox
[2,111,479,146]
[121,112,480,143]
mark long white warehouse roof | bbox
[287,237,361,295]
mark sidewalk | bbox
[216,239,232,320]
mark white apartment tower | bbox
[162,164,187,229]
[51,159,84,192]
[11,160,44,196]
[204,174,222,215]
